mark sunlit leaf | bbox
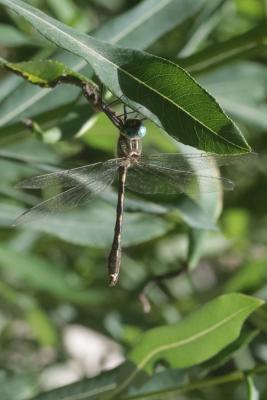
[197,328,259,376]
[127,294,262,372]
[31,294,263,399]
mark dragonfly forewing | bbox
[140,152,256,172]
[14,159,120,225]
[15,159,121,189]
[125,163,234,197]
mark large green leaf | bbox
[128,293,262,371]
[0,0,250,154]
[0,0,204,133]
[196,328,259,376]
[115,294,262,396]
[31,294,263,399]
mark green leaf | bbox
[246,376,260,400]
[0,245,104,304]
[32,368,119,400]
[0,57,96,89]
[184,143,223,269]
[26,308,58,346]
[0,0,204,134]
[113,294,263,396]
[225,258,267,293]
[0,371,36,400]
[31,294,263,399]
[0,0,251,154]
[180,22,267,74]
[96,0,205,50]
[198,328,259,376]
[128,293,262,371]
[0,23,37,46]
[199,62,267,130]
[1,201,174,247]
[0,74,21,103]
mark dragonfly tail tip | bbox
[109,273,119,287]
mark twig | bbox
[138,263,189,313]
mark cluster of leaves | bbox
[0,0,267,399]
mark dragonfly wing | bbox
[140,152,256,172]
[15,159,120,189]
[126,163,234,195]
[14,161,118,225]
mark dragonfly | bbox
[14,103,253,286]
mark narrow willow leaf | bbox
[0,23,37,46]
[112,294,263,395]
[0,0,251,154]
[96,0,205,49]
[225,258,267,293]
[179,23,267,74]
[199,62,267,130]
[0,74,22,103]
[183,143,223,269]
[0,57,97,89]
[0,0,205,131]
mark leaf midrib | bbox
[2,0,247,151]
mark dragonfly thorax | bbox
[118,119,146,159]
[117,133,142,159]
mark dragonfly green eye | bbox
[123,119,146,138]
[138,125,147,138]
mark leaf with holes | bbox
[0,57,97,90]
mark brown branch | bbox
[138,263,189,313]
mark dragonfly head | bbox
[122,119,146,139]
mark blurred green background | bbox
[0,0,267,399]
